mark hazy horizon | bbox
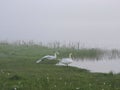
[0,0,120,49]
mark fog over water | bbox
[0,0,120,49]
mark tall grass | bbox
[0,40,120,59]
[0,41,104,60]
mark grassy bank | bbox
[0,41,103,59]
[0,42,120,90]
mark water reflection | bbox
[57,59,120,73]
[70,59,120,73]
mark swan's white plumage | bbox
[36,52,59,63]
[59,53,73,66]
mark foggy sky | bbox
[0,0,120,48]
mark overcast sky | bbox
[0,0,120,48]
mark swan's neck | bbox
[54,53,57,57]
[69,54,72,58]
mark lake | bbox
[57,59,120,74]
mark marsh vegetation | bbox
[0,41,120,90]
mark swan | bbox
[59,53,73,66]
[36,52,59,63]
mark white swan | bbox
[36,52,59,63]
[59,53,73,66]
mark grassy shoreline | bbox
[0,42,120,90]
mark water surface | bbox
[57,59,120,73]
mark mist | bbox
[0,0,120,49]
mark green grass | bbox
[0,43,120,90]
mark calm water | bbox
[57,59,120,73]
